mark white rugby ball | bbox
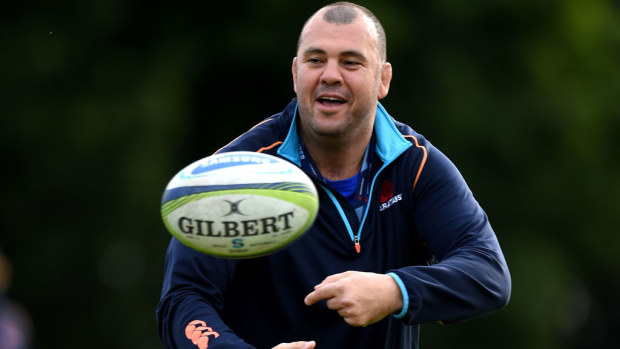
[161,151,319,258]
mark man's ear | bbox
[292,57,298,94]
[378,62,392,99]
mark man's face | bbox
[292,13,391,142]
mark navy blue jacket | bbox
[157,99,511,349]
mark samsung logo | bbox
[178,153,280,179]
[192,154,277,174]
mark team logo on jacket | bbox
[185,320,220,349]
[379,180,403,211]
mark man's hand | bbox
[272,341,316,349]
[304,271,403,327]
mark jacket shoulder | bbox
[216,100,296,154]
[390,119,428,148]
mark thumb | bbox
[304,341,316,349]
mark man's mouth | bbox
[317,96,347,106]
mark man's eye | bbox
[344,61,360,66]
[307,58,322,64]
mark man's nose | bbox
[320,60,343,85]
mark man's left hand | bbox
[304,271,404,327]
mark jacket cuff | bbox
[387,272,408,319]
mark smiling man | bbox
[292,5,391,182]
[157,2,511,349]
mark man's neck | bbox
[302,130,372,181]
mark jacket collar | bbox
[278,99,411,166]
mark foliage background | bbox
[1,0,619,348]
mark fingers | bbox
[304,282,336,306]
[304,271,355,305]
[272,340,316,349]
[314,270,354,289]
[304,271,404,327]
[304,341,317,349]
[305,280,367,326]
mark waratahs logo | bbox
[180,153,280,179]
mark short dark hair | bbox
[297,2,387,63]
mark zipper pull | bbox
[354,237,361,253]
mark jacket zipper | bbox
[319,163,388,254]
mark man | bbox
[157,2,511,349]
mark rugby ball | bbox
[161,151,319,258]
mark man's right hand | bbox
[272,341,316,349]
